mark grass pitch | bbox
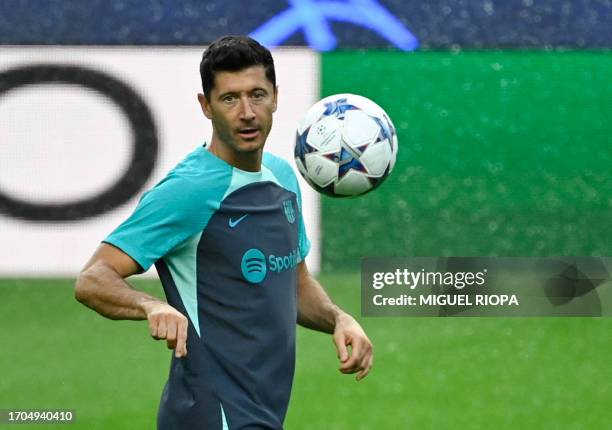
[0,276,610,429]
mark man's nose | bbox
[239,96,256,120]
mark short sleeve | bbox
[104,173,218,271]
[263,153,311,262]
[295,178,311,262]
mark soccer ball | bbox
[294,93,398,197]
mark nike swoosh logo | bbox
[229,214,248,228]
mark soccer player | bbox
[75,35,373,429]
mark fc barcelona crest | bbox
[282,199,296,224]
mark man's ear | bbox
[197,93,212,119]
[272,85,278,113]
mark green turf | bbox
[1,277,611,429]
[321,51,612,271]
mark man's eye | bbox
[222,96,236,104]
[252,92,266,100]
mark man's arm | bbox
[297,261,373,380]
[74,243,188,357]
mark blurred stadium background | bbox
[0,1,610,429]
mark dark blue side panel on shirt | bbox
[156,260,225,430]
[195,181,300,429]
[153,179,300,430]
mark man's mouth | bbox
[237,127,260,139]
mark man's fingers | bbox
[149,314,165,339]
[340,355,359,372]
[156,319,167,340]
[339,337,365,372]
[165,317,188,357]
[338,337,373,376]
[175,317,188,358]
[332,314,374,380]
[165,318,177,342]
[333,333,349,362]
[356,356,373,381]
[148,318,158,338]
[146,304,188,358]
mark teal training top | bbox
[105,144,310,430]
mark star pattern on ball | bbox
[323,98,359,118]
[337,147,368,179]
[294,127,319,164]
[373,116,394,149]
[295,94,397,197]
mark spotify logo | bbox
[241,248,267,284]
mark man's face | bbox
[200,65,277,155]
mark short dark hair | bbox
[200,35,276,100]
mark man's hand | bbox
[142,301,188,358]
[75,244,189,358]
[296,261,374,381]
[333,313,373,381]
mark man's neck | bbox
[208,139,262,172]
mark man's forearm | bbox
[75,263,163,320]
[296,262,345,333]
[296,261,373,380]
